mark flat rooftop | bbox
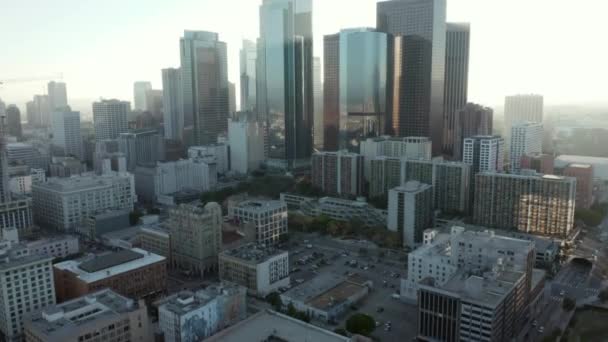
[205,310,350,342]
[158,283,244,316]
[35,172,130,192]
[283,273,345,303]
[54,248,165,283]
[440,267,525,307]
[307,281,367,312]
[221,243,286,264]
[235,200,286,211]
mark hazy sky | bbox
[1,0,607,111]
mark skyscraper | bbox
[510,121,543,172]
[504,94,544,141]
[443,23,470,158]
[258,0,313,169]
[0,115,10,203]
[463,135,505,174]
[93,100,130,141]
[133,81,152,111]
[30,95,50,127]
[51,109,83,159]
[313,56,323,149]
[377,0,447,156]
[118,129,164,171]
[240,39,257,112]
[47,81,68,111]
[161,68,184,141]
[323,28,388,151]
[453,103,493,161]
[180,31,229,146]
[228,82,237,116]
[323,33,340,151]
[5,105,22,140]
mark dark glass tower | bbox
[443,23,470,158]
[377,0,447,156]
[258,0,313,169]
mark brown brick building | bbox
[53,248,167,303]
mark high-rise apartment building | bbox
[504,94,544,142]
[311,150,364,197]
[377,0,447,156]
[230,200,288,246]
[162,68,184,141]
[240,40,257,112]
[47,81,68,111]
[5,105,22,140]
[443,23,470,158]
[92,99,129,140]
[228,119,265,174]
[474,172,576,237]
[180,31,229,145]
[360,136,432,179]
[369,157,402,199]
[313,56,323,149]
[258,0,313,169]
[388,181,434,248]
[323,28,388,151]
[563,163,594,209]
[463,135,504,173]
[133,81,152,111]
[168,203,222,277]
[118,129,164,171]
[510,122,543,172]
[520,153,554,174]
[29,95,50,127]
[453,103,493,161]
[51,109,82,159]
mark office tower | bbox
[0,115,11,203]
[377,0,447,156]
[51,109,83,159]
[47,81,68,111]
[228,119,265,174]
[168,203,222,277]
[360,136,432,179]
[443,23,470,157]
[313,56,323,149]
[453,103,493,161]
[30,95,50,127]
[158,283,246,342]
[323,28,388,151]
[180,31,229,145]
[228,82,237,115]
[5,105,22,140]
[92,99,129,140]
[230,200,288,246]
[219,243,290,297]
[563,163,594,209]
[32,172,136,231]
[258,0,313,169]
[53,248,167,302]
[510,122,543,172]
[162,68,184,141]
[133,81,152,111]
[240,39,257,112]
[0,253,55,342]
[311,150,364,196]
[388,181,434,248]
[504,94,544,141]
[474,172,576,237]
[118,129,164,171]
[144,88,163,119]
[521,153,554,174]
[25,289,153,342]
[463,135,504,174]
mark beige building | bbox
[139,225,171,264]
[24,289,152,342]
[169,202,222,277]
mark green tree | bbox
[266,292,283,310]
[562,297,576,311]
[345,313,375,337]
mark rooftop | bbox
[307,281,367,312]
[221,243,287,264]
[393,180,432,193]
[0,253,52,271]
[235,200,286,212]
[158,282,245,316]
[54,248,165,283]
[283,273,345,303]
[34,172,131,193]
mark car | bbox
[532,320,538,327]
[560,290,566,296]
[375,321,381,327]
[538,326,544,333]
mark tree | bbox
[266,292,283,310]
[345,313,375,337]
[562,297,576,311]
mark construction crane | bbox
[0,73,63,86]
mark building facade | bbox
[504,94,544,144]
[388,181,434,248]
[133,81,152,111]
[463,135,505,174]
[311,151,364,197]
[118,129,164,171]
[521,153,554,174]
[360,136,432,179]
[162,68,184,142]
[188,144,229,174]
[47,81,68,112]
[51,109,83,159]
[5,105,22,140]
[228,119,265,174]
[563,163,594,209]
[230,200,288,246]
[92,100,129,141]
[240,39,257,113]
[510,122,543,172]
[453,103,493,161]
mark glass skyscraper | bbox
[240,39,257,113]
[377,0,447,156]
[180,31,229,146]
[257,0,313,169]
[324,28,388,152]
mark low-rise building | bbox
[219,243,289,297]
[0,197,34,237]
[230,199,288,246]
[24,235,79,259]
[138,222,171,264]
[24,289,153,342]
[53,248,167,302]
[81,209,131,239]
[188,144,230,174]
[157,282,247,342]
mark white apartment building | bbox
[504,94,543,144]
[32,172,136,231]
[0,253,55,342]
[51,110,83,159]
[230,200,288,246]
[510,122,543,172]
[360,136,432,179]
[24,235,79,259]
[9,168,46,196]
[188,144,229,174]
[134,158,217,203]
[228,120,265,174]
[463,135,505,173]
[388,181,434,248]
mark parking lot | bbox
[285,233,418,341]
